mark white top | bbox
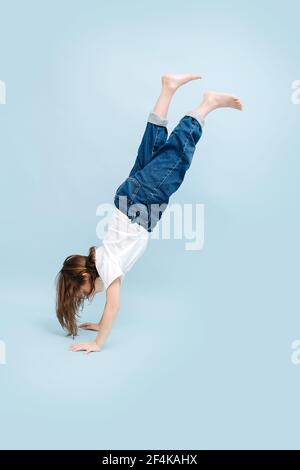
[95,207,149,290]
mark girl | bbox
[56,73,242,353]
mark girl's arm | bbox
[69,277,121,353]
[95,278,121,349]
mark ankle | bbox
[161,84,176,96]
[196,105,211,121]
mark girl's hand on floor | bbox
[79,322,100,331]
[69,341,101,353]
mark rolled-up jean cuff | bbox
[147,111,168,128]
[184,111,205,130]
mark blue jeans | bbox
[114,110,204,232]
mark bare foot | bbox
[195,91,243,120]
[202,91,243,111]
[162,73,202,91]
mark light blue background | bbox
[1,0,300,450]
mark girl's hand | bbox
[69,341,101,353]
[79,322,100,331]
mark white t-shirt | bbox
[95,207,149,290]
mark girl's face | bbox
[78,274,94,298]
[78,276,102,299]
